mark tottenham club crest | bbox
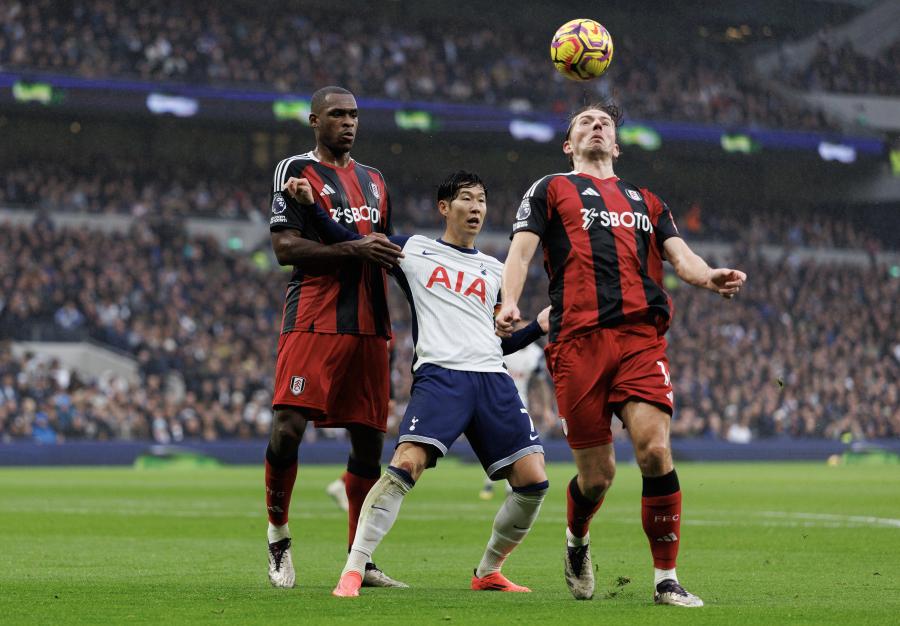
[626,189,643,202]
[516,198,531,220]
[290,376,306,396]
[370,182,381,200]
[272,193,287,214]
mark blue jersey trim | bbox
[486,445,544,479]
[389,234,411,249]
[437,238,479,255]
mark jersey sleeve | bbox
[500,320,545,355]
[388,235,411,248]
[385,235,411,278]
[302,201,362,243]
[645,190,680,251]
[269,160,307,233]
[510,176,551,239]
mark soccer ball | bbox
[550,19,614,81]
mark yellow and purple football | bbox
[551,18,614,81]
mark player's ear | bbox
[612,142,621,159]
[437,199,450,218]
[563,139,573,157]
[309,112,318,128]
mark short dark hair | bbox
[311,86,354,114]
[565,101,624,168]
[436,170,487,204]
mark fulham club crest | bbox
[626,189,643,202]
[370,182,381,200]
[290,376,306,395]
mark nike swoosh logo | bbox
[513,525,528,530]
[422,250,436,256]
[372,506,391,512]
[529,433,539,441]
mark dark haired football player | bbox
[282,170,551,597]
[264,85,406,590]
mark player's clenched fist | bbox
[282,177,315,205]
[494,302,521,338]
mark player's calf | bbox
[336,466,416,593]
[476,480,548,579]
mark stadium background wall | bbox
[2,439,899,466]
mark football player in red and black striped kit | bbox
[264,86,406,589]
[497,103,746,607]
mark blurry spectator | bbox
[790,38,900,96]
[32,410,57,444]
[54,301,86,335]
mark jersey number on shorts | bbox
[656,361,671,388]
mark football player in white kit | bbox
[479,327,552,500]
[282,171,550,597]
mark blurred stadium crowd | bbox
[0,0,860,130]
[788,39,900,96]
[1,0,897,447]
[0,157,894,252]
[1,217,897,444]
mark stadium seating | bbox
[2,218,897,443]
[0,0,837,130]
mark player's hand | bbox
[708,268,747,299]
[350,233,404,269]
[282,177,315,205]
[536,305,551,334]
[495,302,521,338]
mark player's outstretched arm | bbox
[272,230,402,270]
[663,237,747,299]
[499,305,551,354]
[276,176,403,269]
[497,232,541,336]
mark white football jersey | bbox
[503,343,544,409]
[393,235,506,373]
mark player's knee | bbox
[581,474,613,500]
[580,460,615,499]
[391,443,431,481]
[512,480,550,501]
[348,425,385,465]
[507,454,547,488]
[394,459,425,482]
[272,409,306,445]
[637,443,672,475]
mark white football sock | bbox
[267,522,290,543]
[342,468,414,576]
[566,527,590,547]
[476,486,546,578]
[654,567,678,586]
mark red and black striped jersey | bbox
[269,151,393,338]
[510,172,680,343]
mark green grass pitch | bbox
[1,460,898,624]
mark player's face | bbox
[310,94,359,155]
[564,109,619,163]
[441,184,487,239]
